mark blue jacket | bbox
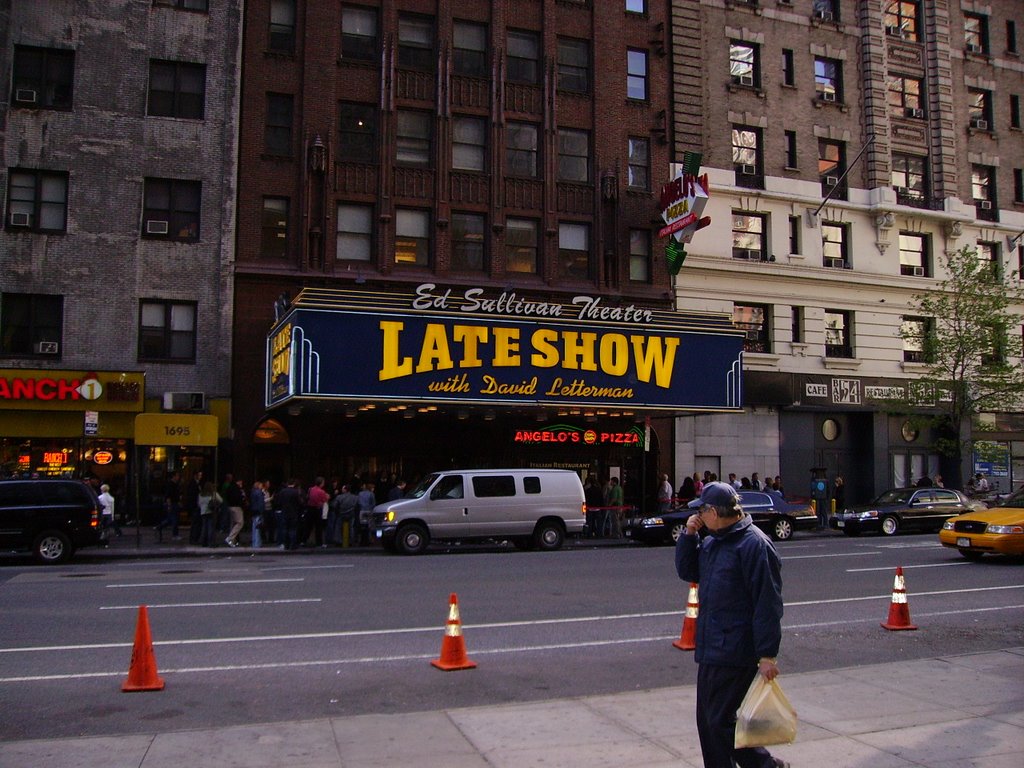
[675,515,783,666]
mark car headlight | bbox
[857,510,879,519]
[642,517,664,526]
[986,524,1024,534]
[942,520,955,530]
[385,509,395,523]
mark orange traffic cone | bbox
[881,566,918,631]
[431,593,477,671]
[673,582,699,651]
[122,605,165,691]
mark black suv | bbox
[0,479,103,563]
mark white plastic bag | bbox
[734,675,798,748]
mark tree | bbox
[900,245,1024,487]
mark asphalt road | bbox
[1,533,1022,741]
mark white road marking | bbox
[259,564,355,572]
[99,598,321,610]
[846,561,971,572]
[106,578,304,588]
[782,552,881,560]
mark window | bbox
[557,38,590,93]
[507,122,539,178]
[629,229,650,282]
[788,215,801,254]
[627,137,649,189]
[395,209,430,266]
[818,139,847,200]
[507,30,540,84]
[472,475,516,498]
[557,129,590,183]
[976,241,1001,280]
[972,165,997,219]
[898,232,928,277]
[506,218,539,274]
[981,323,1006,367]
[269,0,296,53]
[451,213,485,271]
[396,110,432,167]
[398,15,434,70]
[791,306,803,344]
[812,0,838,21]
[964,13,989,54]
[782,49,795,86]
[626,0,646,12]
[6,169,68,232]
[139,300,196,362]
[261,197,289,260]
[892,153,928,206]
[147,60,205,119]
[342,6,378,61]
[884,1,920,41]
[143,177,201,241]
[968,89,993,129]
[1015,168,1024,204]
[154,0,208,9]
[814,57,842,102]
[822,221,848,268]
[784,130,797,168]
[901,316,931,363]
[452,116,486,172]
[824,309,853,358]
[558,223,590,279]
[734,304,770,353]
[627,49,648,100]
[730,41,759,87]
[11,46,74,109]
[887,74,924,117]
[732,211,766,260]
[1011,94,1021,129]
[732,125,762,188]
[453,21,487,77]
[1009,20,1019,55]
[264,93,293,155]
[0,293,62,358]
[336,204,373,261]
[339,103,377,163]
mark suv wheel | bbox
[33,530,73,564]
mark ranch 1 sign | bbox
[266,285,743,412]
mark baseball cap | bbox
[688,481,741,509]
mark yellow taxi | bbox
[939,487,1024,560]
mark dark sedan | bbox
[829,487,984,536]
[624,490,817,544]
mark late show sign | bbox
[266,285,743,412]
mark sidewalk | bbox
[2,649,1021,767]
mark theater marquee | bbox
[266,285,744,412]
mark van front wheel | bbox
[396,523,429,555]
[534,521,564,551]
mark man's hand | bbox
[685,513,704,535]
[758,658,779,681]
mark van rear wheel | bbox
[534,521,564,551]
[396,523,429,555]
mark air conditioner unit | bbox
[894,186,908,196]
[979,200,993,210]
[824,257,845,268]
[739,164,756,176]
[34,341,59,354]
[734,249,756,260]
[14,89,37,103]
[162,391,206,411]
[146,219,169,234]
[825,175,840,187]
[822,91,837,102]
[885,25,902,37]
[814,10,833,21]
[970,118,988,130]
[966,43,981,53]
[738,74,754,86]
[8,212,31,227]
[911,266,925,277]
[906,108,925,119]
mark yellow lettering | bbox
[379,321,413,381]
[453,325,488,368]
[561,331,598,372]
[600,334,629,376]
[492,327,521,366]
[530,329,560,368]
[631,335,679,388]
[416,323,455,373]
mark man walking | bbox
[675,481,787,768]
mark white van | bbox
[371,469,586,555]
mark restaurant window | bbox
[6,169,68,233]
[734,304,770,354]
[507,122,539,178]
[342,5,378,61]
[898,232,929,277]
[264,93,293,156]
[398,15,435,71]
[452,116,486,172]
[557,38,590,93]
[11,46,74,110]
[451,213,485,272]
[627,49,648,100]
[139,300,196,362]
[0,293,63,358]
[395,209,430,266]
[505,218,539,274]
[887,74,924,118]
[148,59,205,119]
[822,221,849,268]
[453,21,487,77]
[557,129,590,183]
[732,211,766,261]
[824,309,853,358]
[336,204,373,261]
[269,0,296,53]
[339,102,377,163]
[558,222,590,280]
[507,30,540,84]
[142,177,201,241]
[396,110,432,167]
[628,137,649,190]
[629,229,650,282]
[261,197,289,260]
[729,41,759,88]
[901,316,931,363]
[884,1,920,42]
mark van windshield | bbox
[407,473,441,499]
